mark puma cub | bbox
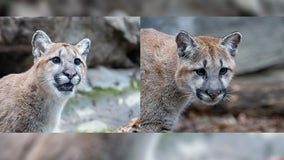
[141,28,241,132]
[0,30,91,132]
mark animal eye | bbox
[195,68,206,76]
[74,58,81,65]
[220,67,228,75]
[51,57,61,64]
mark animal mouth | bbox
[56,83,74,92]
[196,89,223,105]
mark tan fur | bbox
[0,36,89,132]
[141,28,240,132]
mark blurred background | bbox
[1,0,284,16]
[0,17,140,132]
[0,133,284,160]
[141,17,284,132]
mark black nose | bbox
[205,89,222,99]
[63,69,77,79]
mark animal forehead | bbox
[48,43,80,57]
[193,54,232,69]
[192,36,230,63]
[195,36,221,53]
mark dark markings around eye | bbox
[220,59,223,67]
[203,60,207,68]
[72,50,77,57]
[58,49,62,57]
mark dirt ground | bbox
[175,108,284,132]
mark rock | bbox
[105,17,140,44]
[4,0,284,16]
[87,66,139,90]
[60,91,140,132]
[149,134,284,160]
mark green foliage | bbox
[78,79,140,100]
[75,120,117,133]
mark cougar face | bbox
[175,31,241,105]
[32,30,91,97]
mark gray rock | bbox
[141,134,284,160]
[87,66,139,90]
[8,0,284,16]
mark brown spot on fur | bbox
[30,84,37,92]
[178,66,193,75]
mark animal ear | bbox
[31,30,52,62]
[221,32,242,57]
[176,31,198,58]
[75,38,91,61]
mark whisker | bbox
[179,94,192,99]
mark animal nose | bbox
[206,90,221,99]
[63,69,77,79]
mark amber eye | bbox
[51,57,61,64]
[220,67,228,75]
[74,58,81,65]
[195,68,206,76]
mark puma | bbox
[0,30,91,132]
[141,28,241,132]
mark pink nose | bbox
[206,90,221,99]
[63,70,77,79]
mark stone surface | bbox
[5,0,284,16]
[149,134,284,160]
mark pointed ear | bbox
[221,32,242,57]
[176,31,198,58]
[75,38,91,61]
[31,30,52,62]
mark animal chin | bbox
[56,83,74,92]
[201,99,220,105]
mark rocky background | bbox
[151,134,284,160]
[1,0,284,16]
[141,17,284,132]
[0,17,140,132]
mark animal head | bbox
[175,31,241,105]
[31,30,91,97]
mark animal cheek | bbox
[220,76,232,88]
[47,62,61,72]
[55,75,69,84]
[71,76,81,85]
[191,77,204,89]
